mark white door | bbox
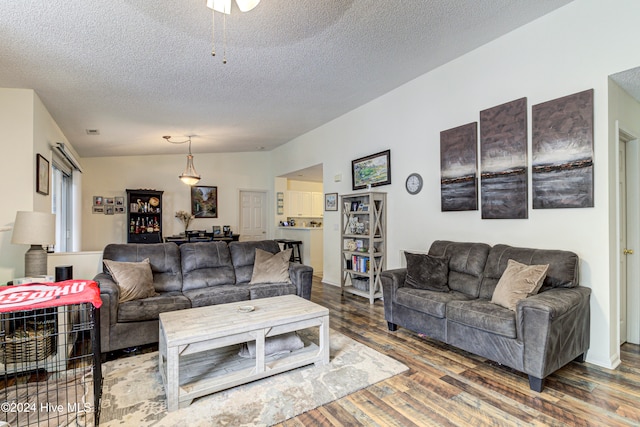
[619,128,640,345]
[239,190,267,241]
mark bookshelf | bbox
[340,192,386,304]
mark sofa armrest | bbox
[288,263,314,300]
[94,273,119,325]
[517,286,591,378]
[380,269,407,323]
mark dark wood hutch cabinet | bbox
[126,189,164,243]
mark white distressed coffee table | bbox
[158,294,330,412]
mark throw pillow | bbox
[103,258,156,303]
[238,332,304,358]
[404,252,449,292]
[249,248,293,284]
[491,259,549,311]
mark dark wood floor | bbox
[277,278,640,427]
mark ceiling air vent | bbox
[86,129,100,135]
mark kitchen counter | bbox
[276,227,323,275]
[278,226,323,230]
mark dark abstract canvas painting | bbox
[480,97,528,219]
[532,89,594,209]
[440,122,478,211]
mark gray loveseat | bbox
[380,240,590,392]
[94,240,313,355]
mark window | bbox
[51,164,72,252]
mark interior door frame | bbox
[616,123,640,345]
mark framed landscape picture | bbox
[351,150,391,190]
[191,185,218,218]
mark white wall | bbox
[271,0,640,368]
[80,151,273,251]
[0,88,76,283]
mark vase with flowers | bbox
[175,210,194,235]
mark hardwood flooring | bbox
[276,278,640,427]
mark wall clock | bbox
[405,173,423,195]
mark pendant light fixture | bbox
[163,136,201,186]
[206,0,261,64]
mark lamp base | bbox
[25,244,48,277]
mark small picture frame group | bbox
[93,195,126,214]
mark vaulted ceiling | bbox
[1,0,574,158]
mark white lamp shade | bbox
[11,211,56,245]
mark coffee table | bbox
[158,294,330,412]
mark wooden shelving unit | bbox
[340,192,386,304]
[127,189,163,243]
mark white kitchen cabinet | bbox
[287,191,322,217]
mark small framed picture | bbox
[115,206,125,214]
[351,201,359,212]
[92,206,104,214]
[36,154,50,195]
[324,193,338,211]
[93,196,103,206]
[115,197,125,206]
[105,206,115,215]
[105,197,115,205]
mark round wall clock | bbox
[405,173,423,195]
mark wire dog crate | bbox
[0,280,102,426]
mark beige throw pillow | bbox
[491,259,549,311]
[249,248,293,284]
[103,258,156,303]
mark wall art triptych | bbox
[439,89,594,218]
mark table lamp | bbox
[11,211,56,277]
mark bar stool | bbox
[275,239,303,263]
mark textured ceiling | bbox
[1,0,574,158]
[611,67,640,105]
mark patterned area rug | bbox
[99,329,407,426]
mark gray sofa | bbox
[380,240,590,392]
[94,240,313,355]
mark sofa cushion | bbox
[396,287,471,318]
[447,299,517,338]
[183,285,250,308]
[180,241,236,291]
[103,258,156,303]
[229,240,282,284]
[250,248,293,284]
[428,241,491,298]
[103,243,183,292]
[491,259,548,310]
[249,282,297,300]
[404,252,449,292]
[479,244,579,299]
[117,291,191,322]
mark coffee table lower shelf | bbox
[159,340,321,409]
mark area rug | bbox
[99,329,407,426]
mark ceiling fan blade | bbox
[206,0,260,14]
[235,0,260,12]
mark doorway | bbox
[618,126,640,345]
[238,190,267,241]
